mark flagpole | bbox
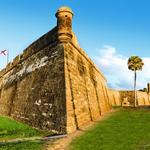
[7,49,9,65]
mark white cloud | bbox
[94,45,150,90]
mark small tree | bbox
[127,56,144,107]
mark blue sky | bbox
[0,0,150,89]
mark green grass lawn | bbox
[70,107,150,150]
[0,116,52,150]
[0,141,45,150]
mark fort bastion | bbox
[0,6,149,134]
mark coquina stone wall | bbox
[108,89,150,107]
[137,91,150,105]
[64,42,111,133]
[0,30,67,133]
[119,90,150,106]
[108,89,121,106]
[1,6,148,134]
[0,7,112,134]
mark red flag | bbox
[0,50,7,56]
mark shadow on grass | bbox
[0,141,44,150]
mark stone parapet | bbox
[0,27,58,78]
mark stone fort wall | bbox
[0,7,112,134]
[64,42,111,133]
[108,89,121,106]
[0,6,149,134]
[108,89,150,106]
[0,29,67,133]
[119,90,150,106]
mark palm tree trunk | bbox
[134,70,137,107]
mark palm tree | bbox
[127,56,144,107]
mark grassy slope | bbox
[0,141,45,150]
[0,116,52,150]
[70,107,150,150]
[0,116,50,140]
